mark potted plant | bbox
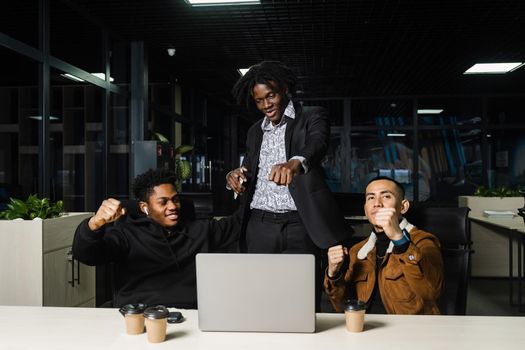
[174,144,193,191]
[0,195,95,307]
[458,186,524,216]
[0,194,64,220]
[153,132,193,191]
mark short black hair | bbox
[366,176,406,199]
[232,60,297,113]
[132,168,178,202]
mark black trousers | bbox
[246,209,323,311]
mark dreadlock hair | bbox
[232,60,297,114]
[132,168,178,202]
[366,176,406,200]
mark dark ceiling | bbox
[4,0,525,102]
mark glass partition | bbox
[1,1,39,47]
[486,129,525,189]
[351,99,413,127]
[418,97,482,127]
[418,127,482,202]
[108,92,130,200]
[49,67,105,211]
[110,39,129,85]
[348,130,415,200]
[50,1,103,76]
[487,96,525,125]
[0,48,40,200]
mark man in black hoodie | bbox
[72,168,241,308]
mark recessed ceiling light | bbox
[417,109,444,114]
[386,133,406,137]
[185,0,260,6]
[61,73,85,82]
[29,115,60,121]
[91,73,115,82]
[463,62,524,74]
[237,68,249,76]
[61,72,115,82]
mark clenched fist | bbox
[373,207,403,241]
[327,245,348,278]
[268,159,302,186]
[88,198,126,231]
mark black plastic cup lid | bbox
[144,305,170,320]
[119,303,147,316]
[344,299,367,311]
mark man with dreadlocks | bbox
[73,168,241,308]
[226,61,348,307]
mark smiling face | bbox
[364,179,409,232]
[252,82,288,125]
[140,183,181,229]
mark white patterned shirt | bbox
[250,101,298,213]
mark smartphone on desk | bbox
[168,311,184,323]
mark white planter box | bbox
[459,196,524,277]
[0,212,95,306]
[458,196,523,217]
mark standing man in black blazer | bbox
[227,61,348,306]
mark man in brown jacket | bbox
[324,176,443,314]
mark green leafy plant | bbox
[474,186,522,198]
[174,145,193,191]
[0,195,64,220]
[152,132,193,191]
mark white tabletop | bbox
[0,306,524,350]
[470,214,525,231]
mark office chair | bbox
[405,206,472,315]
[333,192,366,217]
[518,206,525,279]
[519,204,524,220]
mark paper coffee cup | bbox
[144,305,170,343]
[344,299,366,332]
[119,303,147,335]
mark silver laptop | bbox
[196,253,316,333]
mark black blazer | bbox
[239,102,348,249]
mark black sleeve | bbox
[297,107,330,166]
[72,218,129,266]
[208,208,243,251]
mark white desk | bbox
[470,214,525,311]
[469,214,525,231]
[1,306,525,350]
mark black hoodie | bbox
[72,210,241,308]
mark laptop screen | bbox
[196,253,316,333]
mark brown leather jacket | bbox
[324,219,443,314]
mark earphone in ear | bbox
[144,208,149,216]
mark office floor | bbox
[467,278,524,316]
[320,277,525,316]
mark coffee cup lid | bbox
[119,303,147,316]
[344,299,366,311]
[144,305,170,320]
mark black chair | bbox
[516,195,525,312]
[519,209,525,223]
[405,206,472,315]
[333,192,365,217]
